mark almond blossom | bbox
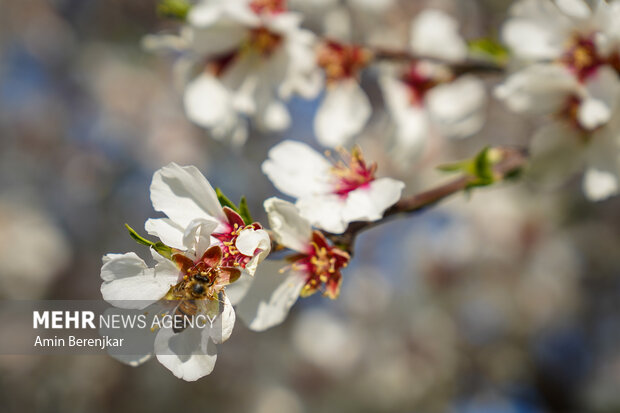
[313,40,373,147]
[496,0,620,129]
[145,162,271,275]
[528,110,620,200]
[100,221,238,381]
[262,140,404,233]
[236,198,349,331]
[146,0,320,144]
[379,9,487,163]
[100,162,271,380]
[495,0,620,200]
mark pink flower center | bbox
[290,231,349,299]
[244,27,283,57]
[205,28,283,77]
[317,41,371,84]
[400,63,441,106]
[212,208,263,269]
[328,146,377,198]
[560,34,604,82]
[249,0,286,14]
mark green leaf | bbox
[215,188,240,213]
[468,37,509,64]
[157,0,191,20]
[238,196,253,225]
[125,224,173,260]
[437,161,471,173]
[473,147,494,182]
[437,147,499,189]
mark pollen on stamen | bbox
[560,34,604,82]
[317,41,372,85]
[327,146,377,198]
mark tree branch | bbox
[371,47,506,75]
[324,146,528,254]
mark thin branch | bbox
[324,146,528,254]
[371,47,506,75]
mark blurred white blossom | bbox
[145,0,320,144]
[0,199,70,299]
[380,9,487,163]
[496,0,620,199]
[314,40,372,147]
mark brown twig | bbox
[371,47,506,75]
[324,146,528,254]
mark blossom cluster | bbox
[144,0,487,160]
[101,142,404,380]
[101,0,620,381]
[495,0,620,200]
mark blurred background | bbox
[2,0,620,412]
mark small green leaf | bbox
[437,147,499,189]
[157,0,191,20]
[238,196,253,225]
[474,147,494,182]
[125,224,173,260]
[215,188,240,213]
[437,161,470,173]
[468,37,510,64]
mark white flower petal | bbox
[379,74,429,160]
[314,80,371,148]
[262,140,332,199]
[236,228,270,256]
[152,248,180,278]
[583,168,619,200]
[264,197,312,253]
[150,162,225,229]
[100,253,177,309]
[296,194,348,234]
[582,122,620,201]
[527,121,585,189]
[579,98,612,130]
[256,100,291,132]
[184,73,236,130]
[186,17,248,57]
[577,66,619,130]
[555,0,592,18]
[342,178,405,223]
[226,271,254,305]
[427,75,487,139]
[236,260,306,332]
[410,9,467,62]
[101,252,149,282]
[155,326,218,381]
[222,57,259,113]
[102,306,158,367]
[145,218,185,250]
[494,64,576,115]
[182,219,218,254]
[187,0,222,26]
[235,228,272,276]
[502,0,569,60]
[213,294,236,343]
